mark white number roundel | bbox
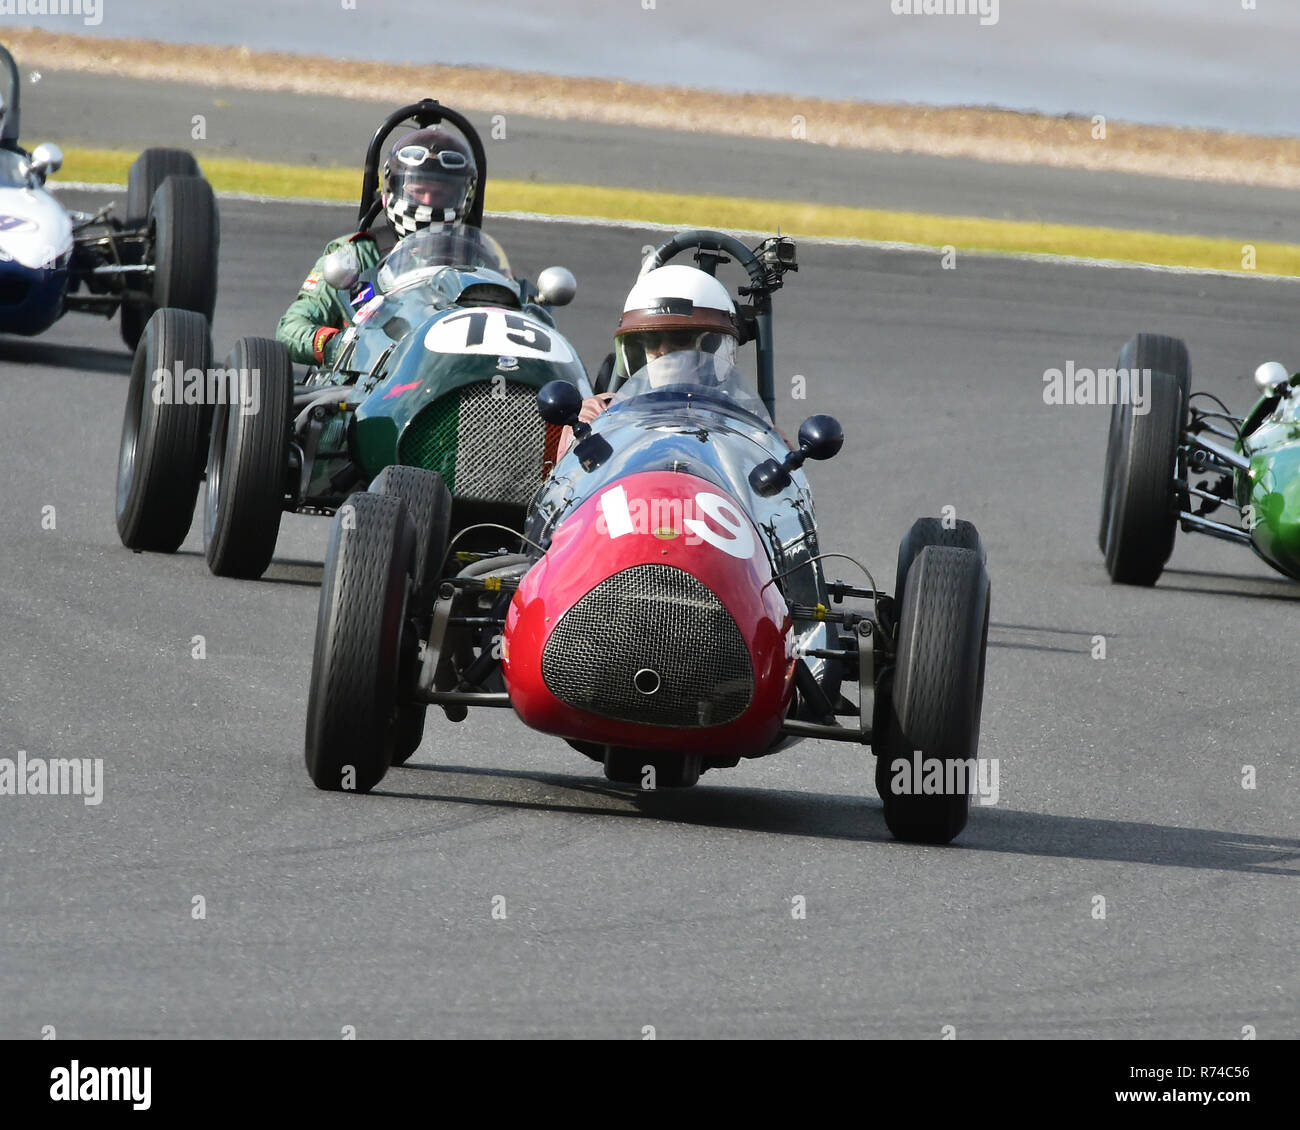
[423,309,574,362]
[600,485,754,560]
[684,492,754,559]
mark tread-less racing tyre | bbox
[893,516,986,608]
[119,150,206,350]
[204,337,293,579]
[115,308,212,552]
[125,148,201,226]
[369,465,453,613]
[1099,333,1189,586]
[151,175,219,320]
[305,493,416,793]
[369,465,453,765]
[875,544,990,845]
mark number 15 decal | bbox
[424,309,575,362]
[599,485,755,559]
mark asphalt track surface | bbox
[0,191,1297,1039]
[25,70,1300,243]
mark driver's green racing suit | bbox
[276,231,382,366]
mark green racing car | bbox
[1100,332,1300,585]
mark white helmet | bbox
[615,264,739,378]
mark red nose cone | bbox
[503,471,794,758]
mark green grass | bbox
[60,146,1300,277]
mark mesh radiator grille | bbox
[398,381,556,506]
[541,564,754,728]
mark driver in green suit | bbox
[276,127,477,366]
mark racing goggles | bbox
[395,145,470,171]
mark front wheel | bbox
[876,544,990,844]
[305,493,416,793]
[1099,334,1189,586]
[115,308,212,552]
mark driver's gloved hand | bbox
[311,325,345,367]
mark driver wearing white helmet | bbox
[577,263,741,424]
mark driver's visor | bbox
[396,169,472,212]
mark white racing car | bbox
[0,43,218,349]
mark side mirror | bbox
[536,266,576,307]
[749,413,843,497]
[537,380,583,426]
[1254,361,1291,393]
[322,246,361,291]
[797,414,844,461]
[28,142,62,180]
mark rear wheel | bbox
[125,148,200,226]
[120,152,207,350]
[369,465,453,613]
[305,493,416,793]
[204,337,293,579]
[1100,334,1190,586]
[893,516,985,606]
[115,308,212,552]
[876,544,990,844]
[151,174,219,320]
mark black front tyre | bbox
[115,308,212,552]
[305,493,416,793]
[876,544,990,845]
[1099,334,1189,586]
[204,337,294,579]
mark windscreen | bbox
[0,149,29,188]
[377,225,511,290]
[609,349,771,425]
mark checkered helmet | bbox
[382,128,478,236]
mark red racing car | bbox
[304,230,991,843]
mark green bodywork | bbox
[1237,390,1300,579]
[302,275,589,506]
